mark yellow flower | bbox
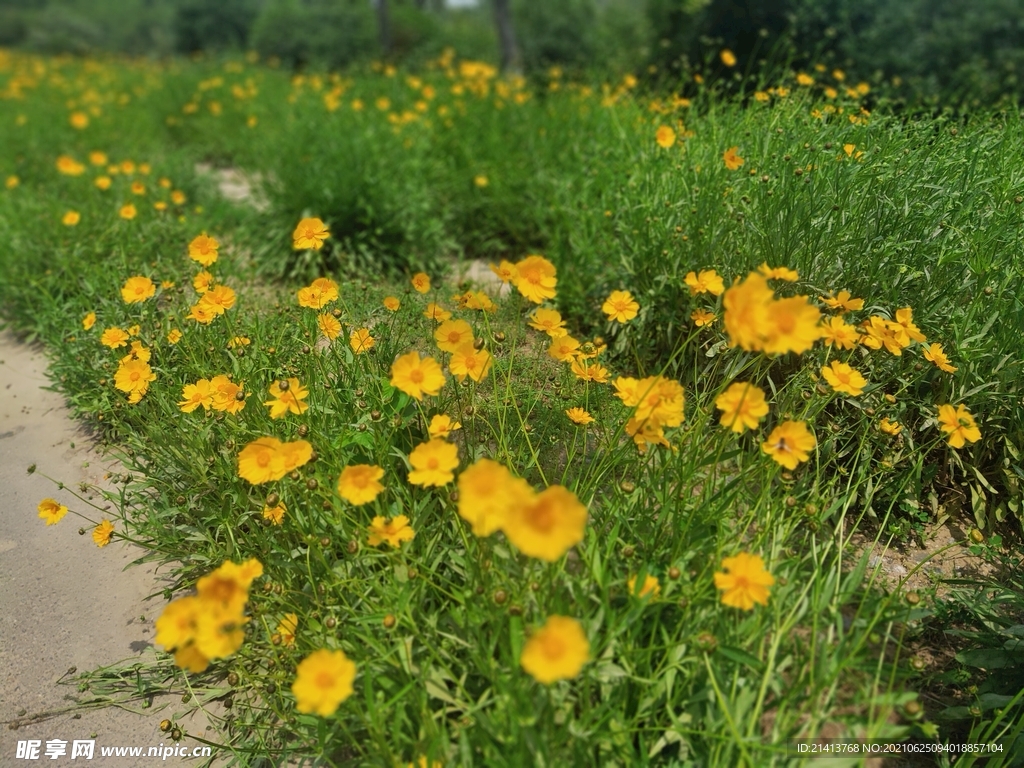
[879,418,902,436]
[192,270,213,294]
[762,296,821,355]
[937,404,981,448]
[228,336,250,349]
[171,190,186,205]
[758,263,799,282]
[200,284,236,315]
[714,552,775,610]
[121,276,156,304]
[411,272,431,293]
[337,465,386,506]
[566,407,594,425]
[457,459,533,537]
[602,290,640,323]
[923,343,957,373]
[5,175,19,189]
[293,217,330,250]
[715,382,769,433]
[628,573,661,598]
[277,613,298,646]
[318,314,342,340]
[210,375,245,414]
[188,234,219,266]
[819,316,860,350]
[264,377,309,418]
[100,327,129,348]
[92,520,115,547]
[513,255,558,303]
[292,649,356,716]
[723,146,744,170]
[548,335,580,362]
[368,515,416,547]
[297,277,339,309]
[383,296,401,312]
[655,125,676,149]
[390,351,446,400]
[503,485,587,562]
[720,49,737,67]
[684,269,725,296]
[131,180,146,195]
[119,203,137,220]
[179,379,214,413]
[474,174,489,187]
[422,302,449,322]
[796,72,815,86]
[893,307,926,343]
[428,414,462,439]
[570,358,609,383]
[407,439,459,487]
[263,502,286,525]
[89,151,108,166]
[821,360,867,396]
[691,309,716,327]
[761,421,816,469]
[489,260,518,284]
[349,327,375,354]
[82,312,96,331]
[38,498,68,526]
[723,272,774,351]
[520,616,589,684]
[820,289,864,313]
[434,319,474,353]
[62,210,80,226]
[94,175,112,190]
[528,307,568,337]
[449,342,492,383]
[114,359,156,401]
[186,302,217,325]
[57,155,86,175]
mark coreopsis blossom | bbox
[200,284,236,315]
[615,376,685,428]
[548,335,581,362]
[119,203,137,220]
[566,407,594,425]
[277,614,298,646]
[407,439,459,487]
[62,211,80,226]
[121,160,136,175]
[489,260,518,283]
[628,574,661,598]
[368,515,415,547]
[318,314,342,340]
[120,340,151,364]
[100,327,129,348]
[691,309,717,327]
[879,418,902,436]
[474,175,489,187]
[457,459,533,536]
[434,319,474,353]
[723,146,744,170]
[821,360,867,396]
[292,217,330,250]
[723,272,774,351]
[131,181,146,195]
[820,290,864,313]
[57,155,86,175]
[503,485,587,562]
[114,359,156,403]
[187,302,217,325]
[179,379,214,413]
[513,255,558,303]
[520,616,589,684]
[937,404,981,448]
[715,382,769,433]
[819,316,860,350]
[209,375,244,414]
[655,125,676,148]
[758,263,799,282]
[349,328,375,354]
[450,342,492,383]
[411,272,431,293]
[171,190,186,205]
[192,270,213,294]
[5,175,19,189]
[228,336,250,349]
[762,296,821,355]
[528,308,568,337]
[390,351,445,400]
[455,290,496,313]
[761,421,816,469]
[602,290,640,323]
[82,312,96,330]
[570,358,609,383]
[292,649,356,716]
[383,296,401,312]
[237,437,312,484]
[297,277,339,309]
[95,176,112,190]
[38,498,68,526]
[337,465,386,506]
[893,307,927,343]
[720,49,737,67]
[121,276,156,304]
[428,414,461,439]
[89,151,108,166]
[684,269,725,296]
[923,343,957,373]
[188,234,219,266]
[714,552,775,610]
[423,302,450,322]
[92,520,114,547]
[796,72,815,86]
[263,502,286,525]
[264,378,309,418]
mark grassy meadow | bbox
[1,46,1023,766]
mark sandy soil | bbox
[0,333,213,766]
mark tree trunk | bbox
[493,0,522,74]
[376,0,393,57]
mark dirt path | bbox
[0,333,212,766]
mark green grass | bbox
[1,47,1022,766]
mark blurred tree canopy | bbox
[1,0,1022,105]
